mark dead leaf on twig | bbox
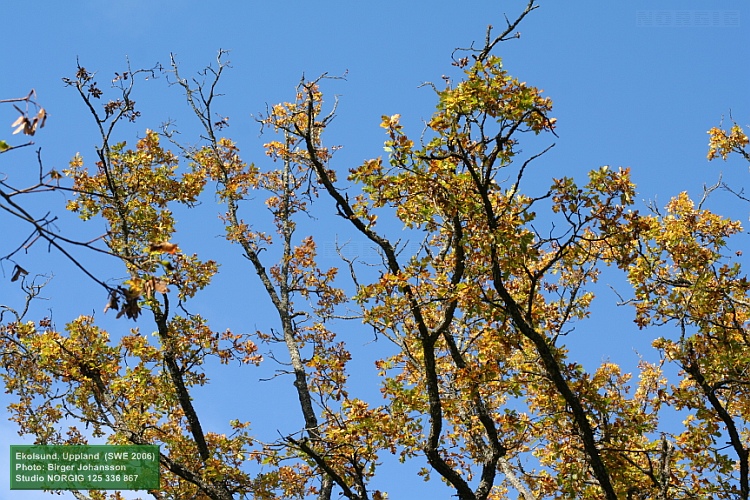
[11,106,47,136]
[114,285,141,320]
[103,291,119,314]
[143,277,169,299]
[10,264,28,282]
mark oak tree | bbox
[3,2,750,499]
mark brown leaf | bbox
[153,279,169,294]
[36,108,47,129]
[11,114,24,128]
[28,117,38,135]
[116,285,142,320]
[11,116,28,135]
[143,278,169,299]
[10,264,28,282]
[124,301,141,320]
[103,291,119,314]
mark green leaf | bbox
[0,140,10,152]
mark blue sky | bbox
[2,1,749,498]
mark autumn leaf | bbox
[143,277,169,299]
[11,113,28,135]
[148,241,180,254]
[103,291,119,314]
[115,284,142,320]
[35,107,47,130]
[6,19,750,500]
[10,264,28,282]
[10,106,46,136]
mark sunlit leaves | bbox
[624,191,743,328]
[193,138,259,200]
[4,23,750,500]
[64,129,214,308]
[434,56,554,133]
[708,123,749,161]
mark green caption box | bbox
[10,445,159,490]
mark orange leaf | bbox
[148,242,179,254]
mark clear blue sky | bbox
[2,1,749,499]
